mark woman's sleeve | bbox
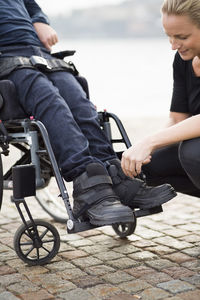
[170,52,189,113]
[24,0,50,24]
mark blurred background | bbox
[36,0,175,120]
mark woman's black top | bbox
[171,51,200,115]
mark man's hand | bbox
[33,22,58,50]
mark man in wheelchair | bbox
[0,0,176,227]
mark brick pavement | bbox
[0,189,200,300]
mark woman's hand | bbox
[121,139,153,177]
[33,22,58,50]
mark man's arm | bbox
[24,0,49,24]
[24,0,58,50]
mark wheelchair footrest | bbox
[67,219,98,234]
[134,205,163,218]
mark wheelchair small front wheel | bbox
[112,219,137,238]
[14,219,60,266]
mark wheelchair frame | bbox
[0,62,163,265]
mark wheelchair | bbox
[0,54,163,266]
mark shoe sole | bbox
[137,188,177,210]
[89,214,135,226]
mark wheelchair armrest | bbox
[0,80,27,121]
[51,50,76,60]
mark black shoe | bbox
[107,159,177,210]
[72,162,134,226]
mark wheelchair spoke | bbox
[20,241,33,246]
[42,238,56,243]
[41,245,51,254]
[37,248,40,260]
[39,228,49,239]
[24,245,35,257]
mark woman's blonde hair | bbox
[161,0,200,28]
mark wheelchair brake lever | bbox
[51,50,76,59]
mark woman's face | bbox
[162,13,200,60]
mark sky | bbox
[37,0,124,16]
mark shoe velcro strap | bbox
[73,193,117,219]
[79,173,112,190]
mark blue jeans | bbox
[3,45,116,181]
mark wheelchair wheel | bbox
[0,154,3,211]
[14,219,60,266]
[112,217,137,238]
[35,177,72,223]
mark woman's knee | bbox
[179,138,200,165]
[179,138,200,188]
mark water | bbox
[53,38,175,117]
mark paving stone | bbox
[71,275,104,288]
[107,257,139,269]
[163,228,190,238]
[57,268,87,280]
[162,266,196,279]
[78,229,102,237]
[163,252,195,264]
[18,265,49,276]
[153,236,192,250]
[58,249,88,260]
[163,297,183,300]
[102,271,134,284]
[157,279,195,293]
[87,265,116,276]
[28,273,76,294]
[58,243,75,252]
[0,291,19,300]
[128,250,157,261]
[59,288,96,300]
[182,247,200,257]
[145,259,177,271]
[132,239,157,248]
[140,272,173,285]
[146,245,175,256]
[181,259,200,271]
[7,280,39,294]
[87,284,121,299]
[68,239,94,247]
[88,234,114,243]
[183,274,200,287]
[107,294,141,300]
[19,289,54,300]
[180,234,200,243]
[178,223,200,232]
[45,260,75,271]
[140,287,170,300]
[178,290,200,300]
[112,245,140,254]
[94,250,125,261]
[71,256,103,268]
[79,245,108,254]
[118,279,151,293]
[124,265,156,278]
[0,265,16,275]
[135,229,163,239]
[0,273,25,286]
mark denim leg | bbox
[47,71,117,162]
[8,68,101,181]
